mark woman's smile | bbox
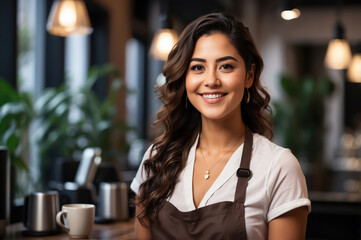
[199,92,227,103]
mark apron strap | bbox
[234,126,253,203]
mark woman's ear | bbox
[245,63,255,88]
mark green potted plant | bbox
[0,64,133,193]
[35,64,133,184]
[0,78,35,197]
[273,74,335,188]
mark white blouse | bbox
[131,133,311,240]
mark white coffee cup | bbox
[56,204,95,238]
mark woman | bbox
[131,12,311,240]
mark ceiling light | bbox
[150,28,178,61]
[324,22,352,69]
[46,0,93,37]
[150,0,178,61]
[281,8,301,20]
[280,0,301,20]
[347,44,361,83]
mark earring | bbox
[246,88,250,103]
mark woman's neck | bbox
[200,115,245,154]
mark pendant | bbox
[204,170,210,180]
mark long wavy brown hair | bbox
[137,12,272,224]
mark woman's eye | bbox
[220,64,234,70]
[190,65,204,71]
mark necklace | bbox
[199,136,242,180]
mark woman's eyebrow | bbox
[190,56,238,63]
[216,56,238,62]
[190,58,206,62]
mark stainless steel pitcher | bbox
[23,191,60,234]
[96,182,129,222]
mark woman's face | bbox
[185,32,254,121]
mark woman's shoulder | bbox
[130,144,155,195]
[143,144,154,158]
[252,133,290,155]
[252,133,299,168]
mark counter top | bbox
[309,191,361,203]
[4,219,134,240]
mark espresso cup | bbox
[56,204,95,238]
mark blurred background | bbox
[0,0,361,239]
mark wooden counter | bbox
[4,219,134,240]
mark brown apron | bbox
[150,127,253,240]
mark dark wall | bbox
[44,0,65,88]
[0,0,17,88]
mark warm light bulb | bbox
[325,39,352,69]
[347,54,361,83]
[46,0,93,37]
[157,32,175,54]
[59,1,77,27]
[281,8,301,20]
[150,29,178,61]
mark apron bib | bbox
[150,127,253,240]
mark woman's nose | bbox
[205,70,220,87]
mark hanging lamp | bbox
[280,0,301,20]
[46,0,93,37]
[347,44,361,83]
[150,27,178,61]
[150,0,178,61]
[324,2,352,70]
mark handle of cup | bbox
[56,211,69,232]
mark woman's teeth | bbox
[202,94,223,99]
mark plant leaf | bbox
[280,74,299,97]
[0,78,20,105]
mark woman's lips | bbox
[199,93,227,103]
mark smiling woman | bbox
[131,13,310,240]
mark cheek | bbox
[233,81,245,94]
[227,76,246,100]
[185,74,198,94]
[185,79,191,96]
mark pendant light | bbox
[150,28,178,61]
[150,0,178,61]
[347,44,361,83]
[46,0,93,37]
[324,2,352,70]
[280,0,301,20]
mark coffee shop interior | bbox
[1,0,361,239]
